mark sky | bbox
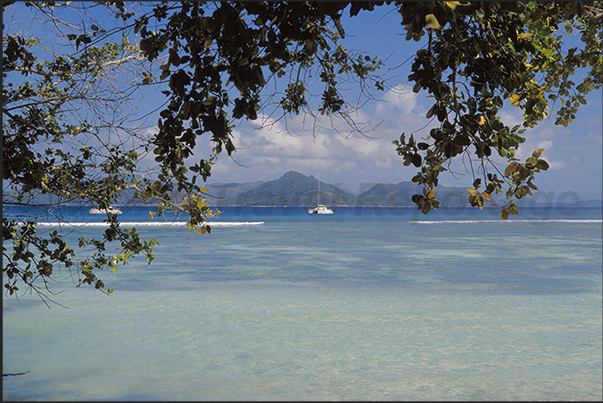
[199,5,603,202]
[6,2,603,202]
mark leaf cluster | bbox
[2,1,212,302]
[131,1,383,190]
[393,1,602,217]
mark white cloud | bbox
[537,140,554,153]
[511,126,574,171]
[499,108,524,128]
[547,160,568,170]
[514,121,568,160]
[203,106,409,189]
[375,85,418,116]
[196,80,600,200]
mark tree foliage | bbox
[393,1,602,216]
[130,1,383,200]
[2,0,382,302]
[3,2,163,303]
[3,1,601,302]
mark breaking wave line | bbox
[35,221,264,227]
[409,219,602,224]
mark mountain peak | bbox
[281,170,308,180]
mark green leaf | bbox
[412,153,422,167]
[532,148,544,158]
[536,159,549,170]
[501,208,509,220]
[425,14,441,30]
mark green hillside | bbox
[210,171,357,207]
[208,171,471,207]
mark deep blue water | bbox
[3,206,602,400]
[3,204,601,222]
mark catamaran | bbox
[308,179,333,215]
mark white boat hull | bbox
[89,207,123,215]
[308,205,333,215]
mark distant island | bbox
[206,170,473,208]
[8,170,602,209]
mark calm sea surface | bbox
[3,206,602,400]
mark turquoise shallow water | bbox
[3,207,602,400]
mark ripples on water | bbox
[3,207,602,400]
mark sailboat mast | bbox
[317,179,320,205]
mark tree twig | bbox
[3,371,30,377]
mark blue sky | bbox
[6,2,602,201]
[199,5,602,202]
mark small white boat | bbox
[308,179,333,214]
[89,205,123,215]
[308,204,334,215]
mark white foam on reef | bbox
[409,219,602,224]
[35,221,264,227]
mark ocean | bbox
[3,205,602,400]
